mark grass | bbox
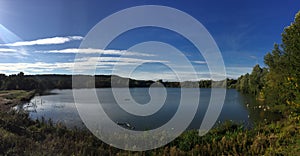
[0,90,35,101]
[0,111,298,155]
[0,90,35,111]
[0,90,299,155]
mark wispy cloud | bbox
[0,62,93,74]
[0,47,28,58]
[76,56,168,67]
[0,56,168,74]
[193,61,206,64]
[39,48,154,56]
[249,55,257,59]
[0,48,17,53]
[0,36,83,47]
[0,61,247,81]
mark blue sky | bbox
[0,0,299,80]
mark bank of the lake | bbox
[0,90,35,112]
[0,90,299,155]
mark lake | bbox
[15,88,256,130]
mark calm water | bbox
[15,88,255,130]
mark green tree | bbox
[249,65,265,95]
[263,11,300,107]
[236,73,250,94]
[281,11,300,107]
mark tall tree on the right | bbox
[264,11,300,108]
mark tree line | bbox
[0,74,151,91]
[0,72,237,92]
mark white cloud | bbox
[0,56,168,75]
[39,48,155,57]
[0,62,69,73]
[0,48,17,53]
[0,48,28,58]
[0,62,99,74]
[249,55,257,59]
[75,56,168,69]
[0,62,241,81]
[193,61,206,64]
[0,36,83,47]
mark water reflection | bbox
[15,88,256,130]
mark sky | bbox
[0,0,299,81]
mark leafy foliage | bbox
[235,11,300,112]
[234,65,267,96]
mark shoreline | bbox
[0,90,36,112]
